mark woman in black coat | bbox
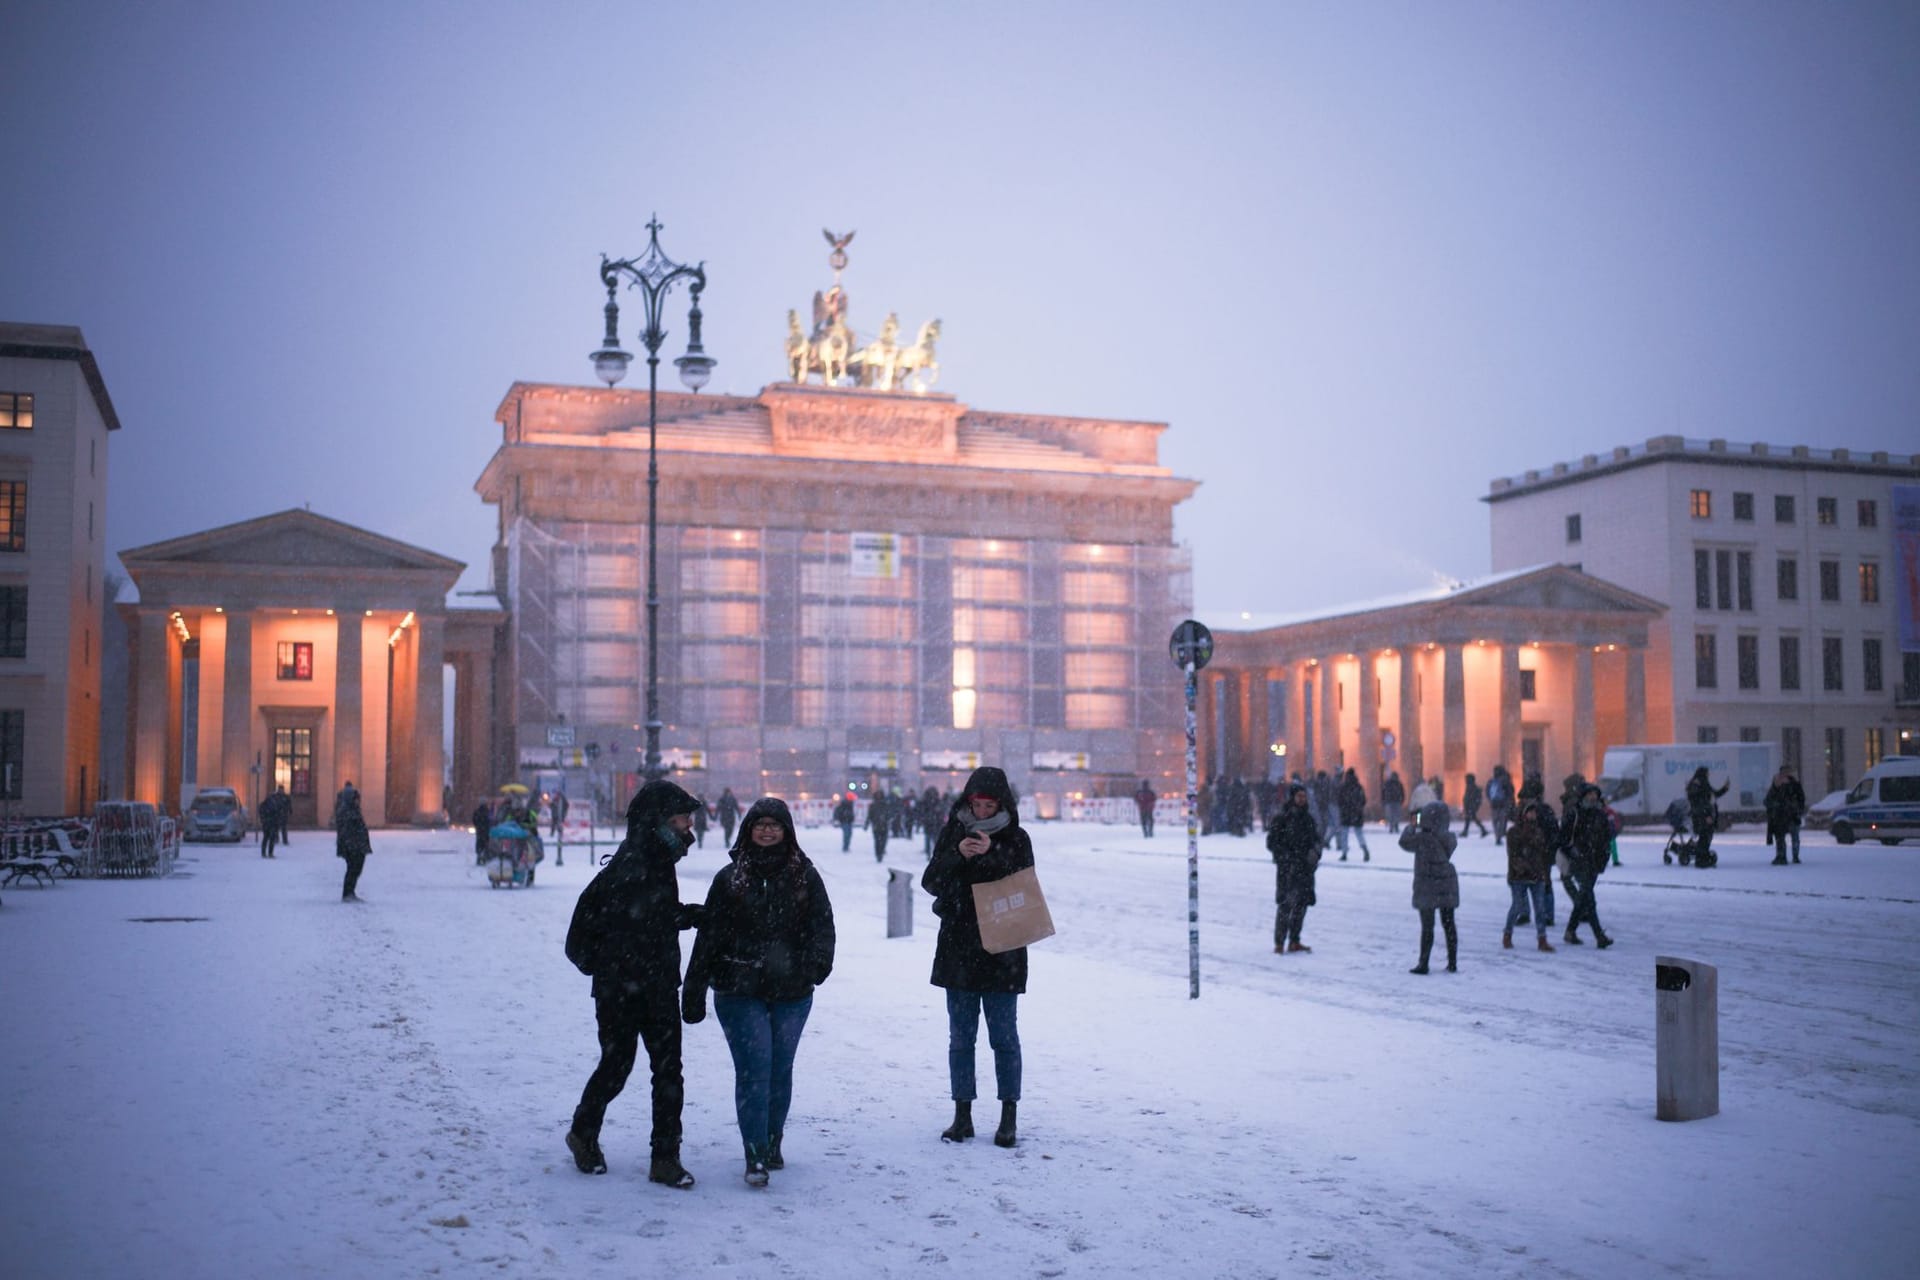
[1400,801,1460,973]
[683,798,834,1188]
[334,788,372,902]
[1266,783,1321,954]
[922,766,1032,1148]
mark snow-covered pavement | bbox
[3,820,1916,1279]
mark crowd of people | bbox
[561,766,1032,1190]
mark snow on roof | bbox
[1199,564,1554,633]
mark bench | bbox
[2,857,57,888]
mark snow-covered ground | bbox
[3,818,1916,1279]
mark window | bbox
[1737,551,1753,611]
[1689,489,1711,519]
[0,480,23,552]
[276,641,313,681]
[1715,550,1732,611]
[1519,669,1537,701]
[1697,725,1719,744]
[1777,556,1798,602]
[1779,635,1801,691]
[1565,513,1582,543]
[1822,636,1844,692]
[1736,634,1759,690]
[1819,560,1840,603]
[1817,497,1837,526]
[1733,492,1754,521]
[1863,637,1883,693]
[1824,726,1847,792]
[1859,562,1880,605]
[0,393,32,431]
[1694,550,1711,609]
[272,726,313,796]
[1781,726,1802,775]
[1694,633,1718,689]
[0,586,23,659]
[1858,499,1878,528]
[0,709,21,798]
[1739,726,1762,743]
[1775,494,1795,524]
[1865,728,1884,769]
[1905,653,1920,702]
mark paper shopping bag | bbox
[971,865,1056,954]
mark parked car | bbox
[184,788,248,843]
[1803,789,1848,832]
[1830,756,1920,846]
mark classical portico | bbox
[118,510,508,825]
[1199,566,1663,801]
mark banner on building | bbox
[922,749,982,772]
[1032,750,1091,771]
[848,750,899,771]
[1895,485,1920,653]
[850,532,901,579]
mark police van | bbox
[1829,756,1920,846]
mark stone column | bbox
[1442,644,1467,794]
[1499,643,1523,772]
[1398,647,1422,784]
[413,613,446,825]
[132,610,171,805]
[1249,672,1271,781]
[1625,645,1648,745]
[1356,651,1380,798]
[220,612,252,796]
[334,612,363,803]
[1315,658,1338,772]
[1573,645,1597,779]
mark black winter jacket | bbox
[1266,795,1321,905]
[684,799,835,1005]
[565,780,703,1002]
[922,767,1032,994]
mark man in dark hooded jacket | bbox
[564,779,706,1188]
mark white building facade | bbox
[0,323,115,814]
[1487,436,1920,793]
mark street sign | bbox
[1169,619,1214,671]
[547,725,576,748]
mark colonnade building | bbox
[1197,565,1664,798]
[477,381,1197,809]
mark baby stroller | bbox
[1660,798,1716,868]
[486,820,545,888]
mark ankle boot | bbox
[1502,930,1513,949]
[941,1100,974,1143]
[994,1101,1018,1148]
[1537,934,1555,952]
[1563,927,1583,945]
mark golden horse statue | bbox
[785,310,812,382]
[849,313,902,390]
[891,319,942,392]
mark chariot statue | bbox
[784,229,941,392]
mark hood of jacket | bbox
[727,796,806,863]
[623,779,703,858]
[958,766,1020,828]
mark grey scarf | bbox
[959,809,1012,838]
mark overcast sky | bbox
[5,1,1916,616]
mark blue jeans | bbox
[712,993,813,1157]
[946,990,1021,1102]
[1505,881,1548,935]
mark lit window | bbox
[1817,497,1837,526]
[1689,490,1711,519]
[0,480,24,552]
[0,393,31,431]
[1859,562,1880,605]
[277,641,314,680]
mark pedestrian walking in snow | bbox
[715,786,741,848]
[1459,773,1490,838]
[1266,783,1321,954]
[1400,802,1460,974]
[1486,765,1514,845]
[563,780,706,1189]
[1134,779,1157,838]
[683,798,835,1189]
[922,767,1032,1149]
[866,791,891,863]
[920,786,943,855]
[548,790,570,841]
[260,785,290,858]
[832,793,855,852]
[1765,766,1807,865]
[692,796,710,848]
[1382,770,1406,833]
[334,784,370,901]
[1562,783,1614,949]
[1335,768,1370,861]
[1502,777,1556,952]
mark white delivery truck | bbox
[1598,742,1778,827]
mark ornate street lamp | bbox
[590,215,715,781]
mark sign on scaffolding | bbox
[850,532,901,579]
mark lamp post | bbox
[590,216,715,782]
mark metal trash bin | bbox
[886,867,915,938]
[1655,955,1719,1121]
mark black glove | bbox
[677,903,706,930]
[681,989,706,1025]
